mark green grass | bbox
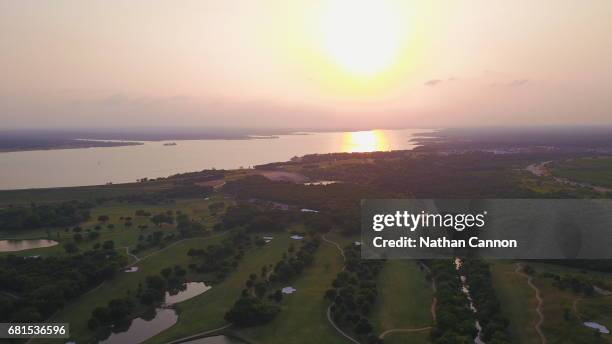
[33,234,229,344]
[0,197,227,258]
[578,297,612,337]
[144,234,293,344]
[237,237,345,344]
[0,180,176,205]
[491,261,612,344]
[370,260,433,344]
[552,157,612,188]
[537,277,610,343]
[490,261,540,344]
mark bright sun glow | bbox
[342,130,389,152]
[319,0,403,76]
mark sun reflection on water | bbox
[342,130,389,152]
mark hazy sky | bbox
[1,0,611,129]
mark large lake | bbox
[0,129,432,190]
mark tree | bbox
[63,242,78,253]
[87,231,100,240]
[87,317,99,330]
[161,267,173,279]
[354,318,373,335]
[102,240,115,250]
[273,289,283,303]
[224,297,280,327]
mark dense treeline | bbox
[223,175,384,210]
[326,245,384,344]
[460,259,511,343]
[427,260,476,343]
[0,200,93,231]
[254,150,412,170]
[222,176,387,234]
[225,237,320,327]
[115,184,213,204]
[216,202,333,234]
[301,152,540,198]
[542,260,612,273]
[0,248,126,322]
[270,239,319,283]
[187,230,252,282]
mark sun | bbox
[319,0,403,76]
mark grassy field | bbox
[578,296,612,336]
[6,197,227,343]
[0,181,175,206]
[537,277,611,343]
[370,260,433,344]
[237,237,346,344]
[490,261,540,344]
[0,197,226,258]
[552,157,612,188]
[491,261,612,344]
[33,234,228,344]
[145,234,293,344]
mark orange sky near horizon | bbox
[1,0,611,129]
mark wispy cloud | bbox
[509,79,529,87]
[425,79,443,86]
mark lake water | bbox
[0,239,58,252]
[0,129,432,190]
[100,282,211,344]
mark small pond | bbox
[0,239,58,252]
[99,282,211,344]
[164,282,211,305]
[584,321,610,334]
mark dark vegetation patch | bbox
[0,248,126,322]
[326,245,385,344]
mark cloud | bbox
[424,79,443,86]
[509,79,529,87]
[489,78,530,87]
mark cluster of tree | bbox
[165,169,226,183]
[0,248,126,322]
[224,296,280,327]
[222,176,382,235]
[254,150,410,170]
[326,245,384,344]
[543,260,612,273]
[114,184,213,205]
[542,273,595,295]
[225,238,320,327]
[0,200,93,231]
[150,211,175,226]
[131,230,171,254]
[427,260,477,343]
[215,203,295,233]
[223,175,383,212]
[88,297,135,330]
[270,239,319,282]
[208,202,225,214]
[459,259,511,343]
[301,152,543,199]
[187,230,252,281]
[176,213,206,236]
[135,209,152,217]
